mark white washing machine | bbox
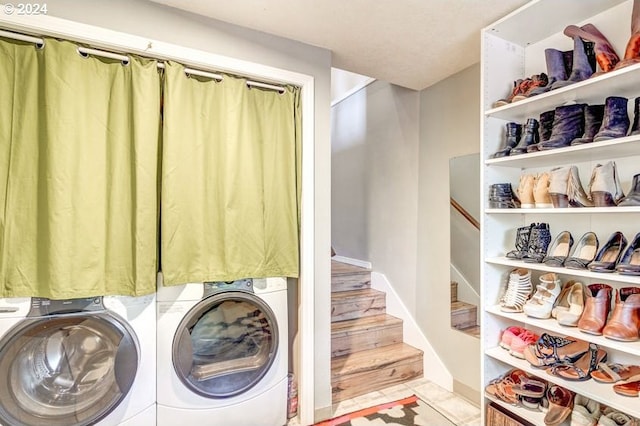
[156,275,288,426]
[0,294,156,426]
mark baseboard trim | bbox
[314,405,334,423]
[331,255,372,270]
[453,380,480,407]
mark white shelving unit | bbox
[481,0,640,424]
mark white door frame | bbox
[0,11,316,426]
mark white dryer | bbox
[0,294,156,426]
[156,276,288,426]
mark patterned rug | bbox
[314,395,455,426]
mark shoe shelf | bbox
[485,257,640,286]
[485,62,640,122]
[485,345,640,419]
[486,206,640,214]
[485,134,640,169]
[485,393,546,426]
[486,304,640,357]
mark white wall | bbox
[331,80,420,310]
[38,0,333,419]
[417,63,481,398]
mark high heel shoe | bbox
[616,232,640,276]
[522,223,552,263]
[578,284,613,335]
[588,231,627,273]
[543,231,573,266]
[506,224,534,259]
[565,232,599,269]
[523,273,562,319]
[589,161,625,207]
[602,287,640,342]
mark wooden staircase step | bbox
[451,300,478,330]
[331,314,403,357]
[331,289,385,322]
[459,324,481,338]
[331,260,371,292]
[331,343,423,402]
[451,281,458,303]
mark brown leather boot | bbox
[578,284,612,335]
[603,287,640,342]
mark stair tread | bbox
[331,343,423,377]
[332,260,370,276]
[458,325,481,338]
[331,314,402,335]
[331,288,385,301]
[451,300,477,311]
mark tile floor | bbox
[288,377,481,426]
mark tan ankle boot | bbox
[517,174,536,208]
[533,172,553,208]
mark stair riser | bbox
[332,358,423,402]
[331,295,385,322]
[451,282,458,303]
[331,324,403,357]
[451,306,477,329]
[332,272,371,292]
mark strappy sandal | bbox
[485,369,527,404]
[511,376,547,409]
[592,363,640,383]
[523,333,589,368]
[549,343,607,381]
[613,375,640,397]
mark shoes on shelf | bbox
[548,165,593,208]
[602,287,640,342]
[630,97,640,137]
[534,172,553,208]
[485,368,528,404]
[553,281,586,327]
[509,330,540,359]
[506,224,534,259]
[616,232,640,275]
[565,232,599,269]
[614,1,640,71]
[528,49,567,98]
[523,273,562,319]
[569,166,595,208]
[549,35,594,89]
[597,408,636,425]
[489,183,520,208]
[543,231,574,266]
[512,73,549,102]
[588,231,627,272]
[618,174,640,207]
[523,333,589,368]
[592,363,640,384]
[492,122,522,158]
[538,104,587,150]
[613,380,640,398]
[493,79,527,108]
[529,110,556,152]
[544,385,574,426]
[511,118,540,155]
[499,268,532,313]
[593,97,630,142]
[572,104,605,145]
[511,375,547,409]
[499,325,525,350]
[570,394,601,426]
[564,23,620,73]
[516,173,536,208]
[548,342,607,381]
[578,284,613,335]
[521,223,551,263]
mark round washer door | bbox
[173,290,278,398]
[0,312,139,426]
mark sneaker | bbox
[500,268,532,313]
[509,330,539,359]
[571,394,601,426]
[500,326,525,350]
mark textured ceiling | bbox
[147,0,530,90]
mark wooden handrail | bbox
[450,197,480,230]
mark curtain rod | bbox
[0,28,286,93]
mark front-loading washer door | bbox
[173,290,278,399]
[0,312,139,426]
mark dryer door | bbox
[173,290,279,398]
[0,312,139,426]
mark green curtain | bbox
[161,62,301,285]
[0,37,161,298]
